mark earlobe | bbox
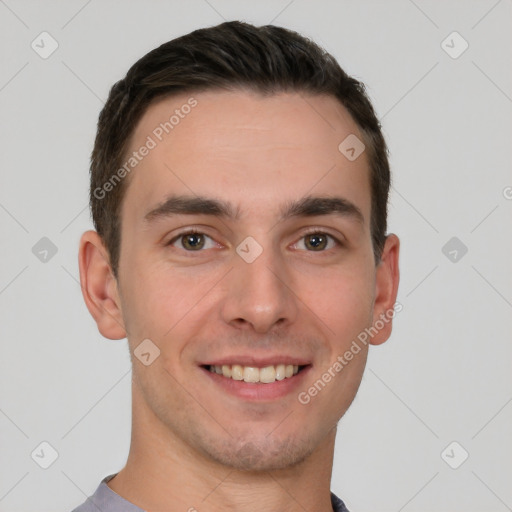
[370,234,400,346]
[78,230,127,340]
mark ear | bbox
[78,230,127,340]
[370,234,400,346]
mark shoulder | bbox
[331,491,351,512]
[68,473,144,512]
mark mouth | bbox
[203,363,308,384]
[199,362,312,401]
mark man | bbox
[72,20,399,512]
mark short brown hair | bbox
[90,21,390,277]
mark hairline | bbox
[116,85,376,223]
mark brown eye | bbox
[304,233,328,251]
[293,232,339,252]
[168,231,217,251]
[181,233,205,250]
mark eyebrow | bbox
[143,194,364,225]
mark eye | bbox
[168,231,218,251]
[293,231,339,252]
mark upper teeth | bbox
[209,364,300,383]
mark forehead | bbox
[121,89,371,225]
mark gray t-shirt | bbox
[71,473,350,512]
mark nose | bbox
[220,243,298,334]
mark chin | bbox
[199,431,319,472]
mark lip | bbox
[200,364,312,401]
[199,356,312,367]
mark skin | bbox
[79,89,400,512]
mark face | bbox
[105,90,397,471]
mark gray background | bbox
[1,1,511,511]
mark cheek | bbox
[294,260,375,339]
[119,257,221,344]
[117,258,174,340]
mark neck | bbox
[108,382,336,512]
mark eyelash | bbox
[167,230,219,251]
[296,228,342,251]
[167,228,343,253]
